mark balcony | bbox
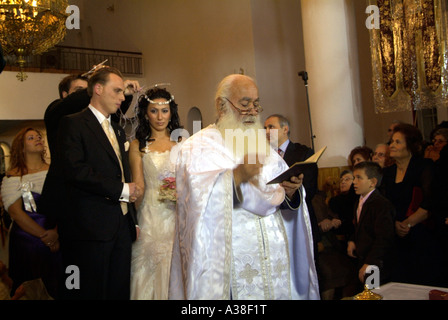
[3,45,143,76]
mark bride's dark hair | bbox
[135,87,182,151]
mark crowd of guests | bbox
[0,65,447,300]
[314,121,448,299]
[0,70,319,300]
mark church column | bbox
[300,0,364,167]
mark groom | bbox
[57,67,140,299]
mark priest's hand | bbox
[281,173,303,199]
[233,154,263,188]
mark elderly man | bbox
[169,74,319,300]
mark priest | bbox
[169,74,319,300]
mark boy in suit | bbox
[347,161,395,288]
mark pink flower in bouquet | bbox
[159,177,177,202]
[161,177,176,189]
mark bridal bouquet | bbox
[158,176,177,203]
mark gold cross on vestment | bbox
[239,263,259,284]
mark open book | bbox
[267,146,326,185]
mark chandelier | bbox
[0,0,68,81]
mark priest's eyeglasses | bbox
[224,97,263,115]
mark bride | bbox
[129,86,183,300]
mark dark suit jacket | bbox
[56,108,137,242]
[40,89,132,225]
[350,189,395,281]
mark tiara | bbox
[81,59,108,77]
[144,83,174,104]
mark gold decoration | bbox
[369,0,448,113]
[353,284,383,300]
[239,263,259,285]
[0,0,68,81]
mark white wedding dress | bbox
[130,150,176,300]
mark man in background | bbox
[44,74,88,154]
[58,74,88,99]
[264,114,320,258]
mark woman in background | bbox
[372,143,394,168]
[0,127,61,298]
[381,123,442,286]
[424,128,448,162]
[348,146,373,169]
[328,170,357,242]
[315,170,358,299]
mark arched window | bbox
[186,107,202,136]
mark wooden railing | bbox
[4,45,143,76]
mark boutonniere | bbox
[124,141,130,152]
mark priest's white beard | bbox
[216,110,272,164]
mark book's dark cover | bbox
[267,146,326,185]
[267,162,317,184]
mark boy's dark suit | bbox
[351,189,395,284]
[57,107,137,299]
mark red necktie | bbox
[277,149,284,157]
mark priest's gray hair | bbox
[215,74,256,114]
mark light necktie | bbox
[356,196,364,222]
[101,119,128,215]
[101,119,121,160]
